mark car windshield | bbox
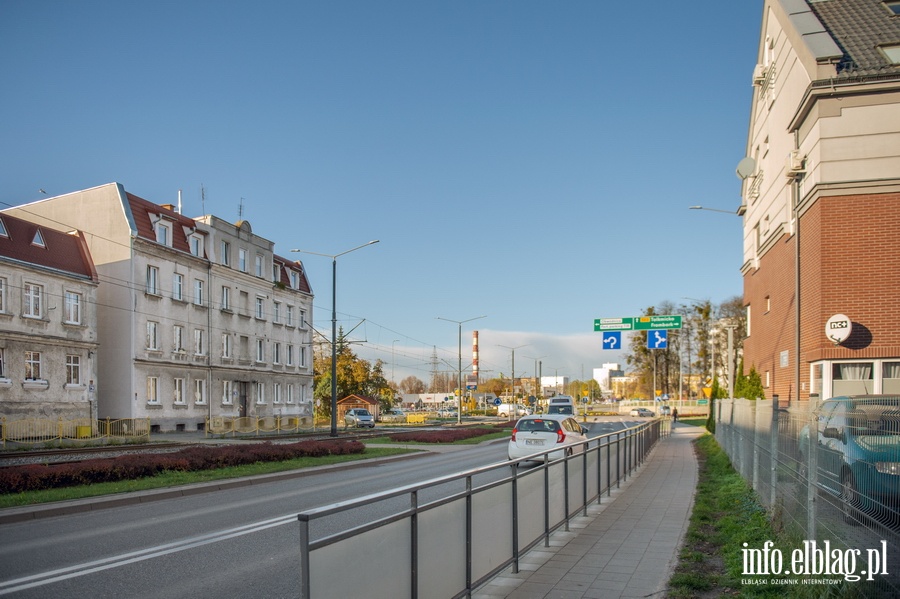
[549,406,573,414]
[847,404,900,437]
[517,419,560,433]
[356,409,370,416]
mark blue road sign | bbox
[648,329,668,349]
[601,331,621,350]
[493,397,502,406]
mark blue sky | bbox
[1,1,759,385]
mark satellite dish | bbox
[735,157,757,180]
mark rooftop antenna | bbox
[200,185,206,215]
[238,197,244,221]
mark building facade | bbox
[4,183,314,431]
[0,212,100,420]
[740,0,900,404]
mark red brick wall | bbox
[743,192,900,402]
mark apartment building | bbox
[0,212,100,420]
[740,0,900,404]
[4,183,314,431]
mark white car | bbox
[507,414,590,462]
[629,408,654,417]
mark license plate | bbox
[525,439,544,446]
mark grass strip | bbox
[0,446,413,509]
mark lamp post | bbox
[436,316,486,424]
[522,354,547,410]
[499,344,528,421]
[292,240,379,437]
[688,205,741,215]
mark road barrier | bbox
[296,418,668,598]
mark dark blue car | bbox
[799,395,900,524]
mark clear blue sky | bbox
[1,1,759,386]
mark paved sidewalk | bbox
[474,423,705,599]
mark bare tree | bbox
[399,375,426,394]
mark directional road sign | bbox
[594,315,682,331]
[601,331,621,350]
[648,329,668,349]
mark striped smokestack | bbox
[472,331,479,380]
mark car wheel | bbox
[841,471,861,526]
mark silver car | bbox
[507,414,590,462]
[344,408,375,428]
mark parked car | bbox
[437,407,458,418]
[380,409,407,423]
[799,395,900,524]
[497,403,528,418]
[658,405,672,416]
[507,414,590,462]
[629,408,654,417]
[344,408,375,428]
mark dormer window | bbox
[32,229,45,247]
[884,2,900,16]
[879,44,900,64]
[0,218,7,237]
[189,234,203,257]
[155,220,172,246]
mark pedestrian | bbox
[672,407,679,422]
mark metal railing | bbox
[715,397,899,594]
[296,419,668,598]
[0,417,151,447]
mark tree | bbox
[399,376,426,394]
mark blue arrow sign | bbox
[648,329,668,349]
[602,331,621,350]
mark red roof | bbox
[0,212,97,281]
[273,254,312,294]
[126,192,204,257]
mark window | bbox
[299,309,306,328]
[24,283,43,318]
[289,271,299,289]
[885,1,900,15]
[256,338,265,362]
[220,241,231,266]
[273,301,281,323]
[25,351,42,380]
[286,305,294,327]
[0,348,5,377]
[195,379,207,404]
[147,266,159,295]
[273,383,282,404]
[273,342,282,364]
[174,325,185,352]
[256,382,266,404]
[765,296,770,313]
[239,248,247,272]
[287,344,294,366]
[155,221,171,246]
[67,355,83,387]
[287,384,295,404]
[221,286,231,310]
[879,44,900,64]
[300,346,307,367]
[32,229,45,247]
[193,279,204,306]
[832,362,873,396]
[255,255,263,277]
[189,234,203,257]
[173,378,185,404]
[884,362,900,394]
[272,264,280,283]
[173,274,184,301]
[222,333,232,358]
[0,277,6,312]
[255,296,265,319]
[64,291,82,324]
[147,376,159,403]
[194,329,205,355]
[222,380,234,405]
[0,217,6,237]
[147,321,159,350]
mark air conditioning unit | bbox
[752,64,767,85]
[785,150,805,177]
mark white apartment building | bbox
[4,183,314,431]
[0,212,100,420]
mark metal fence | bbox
[716,397,899,594]
[296,419,668,599]
[0,417,151,446]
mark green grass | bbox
[677,418,708,427]
[0,446,414,509]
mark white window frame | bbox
[221,286,231,310]
[286,305,294,327]
[194,328,205,356]
[222,380,234,405]
[273,382,282,404]
[273,301,281,323]
[147,266,159,295]
[239,248,248,272]
[25,350,42,380]
[174,325,185,352]
[255,254,264,277]
[194,379,207,404]
[147,321,159,350]
[222,333,232,358]
[300,346,307,368]
[287,384,295,404]
[193,279,204,306]
[0,348,5,378]
[273,342,282,365]
[147,376,160,403]
[220,240,231,266]
[173,377,185,404]
[286,344,294,366]
[256,338,265,363]
[299,309,306,328]
[189,234,203,257]
[0,277,6,312]
[256,382,266,404]
[173,273,184,301]
[23,283,43,318]
[255,296,265,319]
[63,291,82,324]
[155,221,171,246]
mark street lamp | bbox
[689,205,741,215]
[522,354,547,409]
[436,316,487,424]
[292,240,380,437]
[499,344,528,421]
